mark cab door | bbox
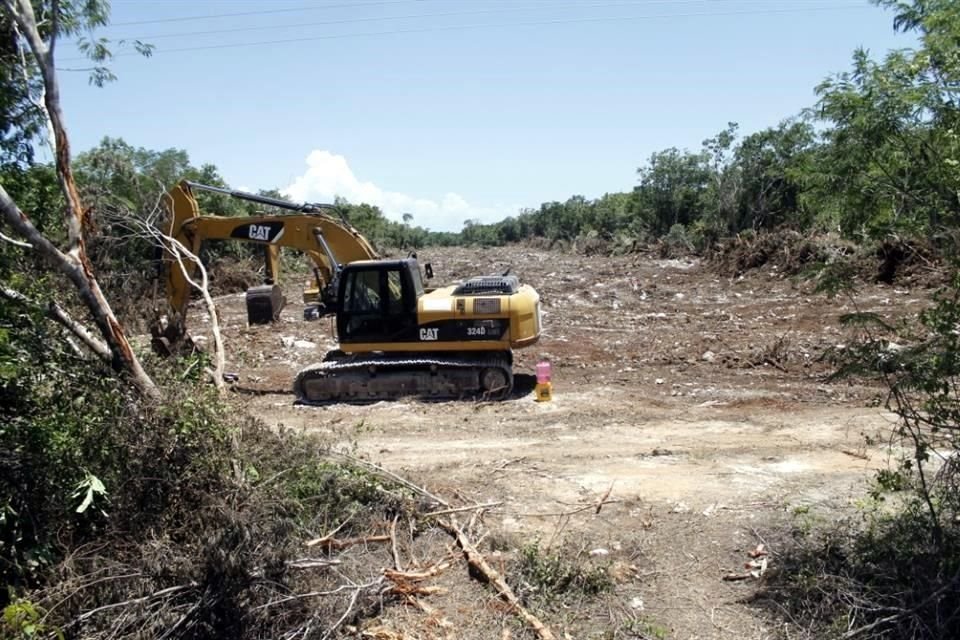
[384,268,420,341]
[338,266,418,344]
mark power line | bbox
[109,0,424,26]
[115,0,809,42]
[108,0,871,26]
[60,3,871,62]
[107,0,872,3]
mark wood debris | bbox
[305,533,391,550]
[723,543,770,581]
[439,517,557,640]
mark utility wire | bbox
[59,3,871,63]
[114,0,818,41]
[109,0,424,26]
[108,0,871,26]
[113,0,857,42]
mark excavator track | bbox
[293,351,513,405]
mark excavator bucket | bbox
[246,284,285,324]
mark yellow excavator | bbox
[156,180,542,403]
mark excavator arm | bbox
[158,180,379,337]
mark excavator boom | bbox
[161,180,378,325]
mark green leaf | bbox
[72,473,107,514]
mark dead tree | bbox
[110,206,227,392]
[0,0,160,400]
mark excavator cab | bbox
[337,259,423,344]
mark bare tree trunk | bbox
[161,235,226,392]
[2,0,160,400]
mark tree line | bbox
[463,1,960,251]
[3,1,958,260]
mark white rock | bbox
[501,516,522,532]
[589,548,609,557]
[294,340,317,349]
[655,378,665,385]
[701,350,716,362]
[281,336,295,347]
[629,597,644,611]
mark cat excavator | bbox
[155,180,542,404]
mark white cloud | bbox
[282,150,514,232]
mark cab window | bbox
[346,269,380,313]
[386,270,404,314]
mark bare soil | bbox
[189,247,931,639]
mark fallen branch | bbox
[522,499,621,518]
[402,595,455,634]
[762,357,788,372]
[841,448,870,461]
[285,558,342,570]
[595,482,614,514]
[840,569,960,639]
[252,578,383,612]
[66,583,197,628]
[385,581,446,598]
[383,560,451,583]
[166,235,225,391]
[329,452,449,507]
[422,501,503,518]
[321,582,367,640]
[360,626,411,639]
[305,534,391,550]
[841,611,907,640]
[390,515,403,571]
[439,517,556,640]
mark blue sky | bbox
[55,0,913,231]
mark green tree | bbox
[733,120,816,232]
[589,192,631,239]
[629,147,713,236]
[0,1,151,169]
[0,11,42,168]
[697,122,741,239]
[809,0,960,237]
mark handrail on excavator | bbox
[184,181,342,218]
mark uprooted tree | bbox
[0,0,158,399]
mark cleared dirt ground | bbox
[192,247,930,638]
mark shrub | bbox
[511,541,612,609]
[760,269,960,638]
